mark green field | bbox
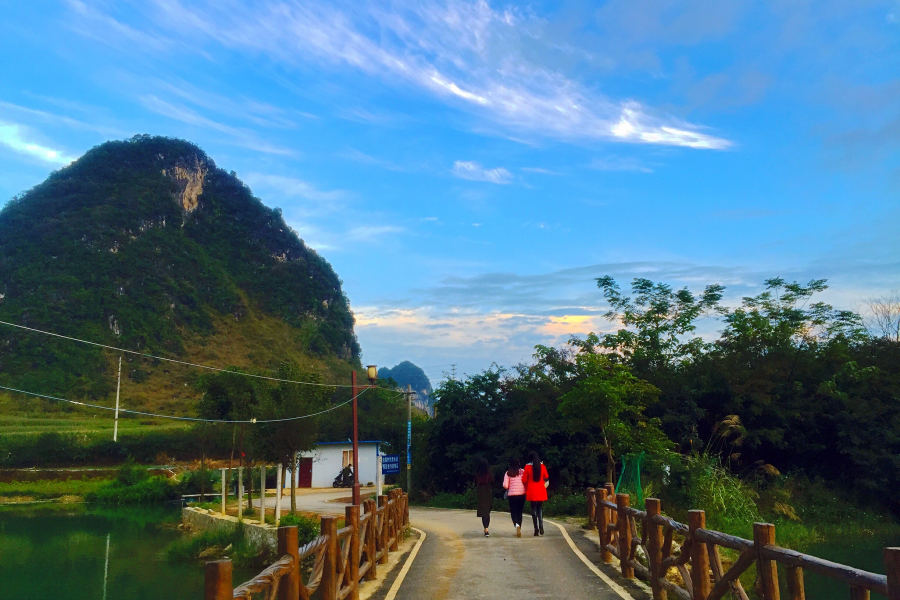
[0,412,191,439]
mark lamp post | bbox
[351,365,378,506]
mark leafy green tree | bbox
[594,275,724,372]
[197,368,261,498]
[250,362,330,514]
[558,352,671,482]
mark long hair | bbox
[507,457,520,478]
[475,457,492,485]
[527,451,541,482]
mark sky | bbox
[1,0,898,387]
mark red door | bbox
[297,457,313,488]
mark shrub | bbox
[85,459,179,504]
[277,513,320,545]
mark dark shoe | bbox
[539,524,544,535]
[485,531,490,537]
[534,529,539,536]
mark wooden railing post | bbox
[606,483,617,529]
[616,493,634,578]
[364,499,378,580]
[321,516,338,600]
[390,490,400,551]
[598,488,612,563]
[378,495,389,564]
[786,567,805,600]
[885,548,900,600]
[277,526,299,600]
[346,505,360,600]
[204,559,233,600]
[587,488,596,529]
[754,523,780,600]
[689,510,711,600]
[646,498,667,600]
[403,492,410,527]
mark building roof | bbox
[315,441,383,446]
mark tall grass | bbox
[164,524,277,568]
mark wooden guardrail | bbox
[586,484,900,600]
[204,488,410,600]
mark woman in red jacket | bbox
[522,450,549,536]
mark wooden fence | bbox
[586,484,900,600]
[204,488,410,600]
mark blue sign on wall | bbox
[382,454,400,474]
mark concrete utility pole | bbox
[113,355,122,442]
[406,385,413,494]
[351,370,361,506]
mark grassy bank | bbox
[164,513,321,569]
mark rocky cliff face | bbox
[162,154,208,214]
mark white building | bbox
[289,441,383,488]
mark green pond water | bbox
[799,533,899,600]
[0,507,254,599]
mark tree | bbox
[558,352,671,483]
[197,368,261,504]
[250,362,330,515]
[594,276,725,373]
[866,290,900,341]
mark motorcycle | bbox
[333,466,353,488]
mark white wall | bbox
[291,443,380,488]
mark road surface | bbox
[377,507,650,600]
[257,487,377,516]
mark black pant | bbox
[531,501,544,532]
[508,495,526,526]
[482,515,490,529]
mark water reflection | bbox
[0,507,251,599]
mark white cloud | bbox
[451,160,512,184]
[0,122,75,165]
[243,173,345,203]
[522,167,562,175]
[588,155,654,173]
[347,225,405,242]
[138,95,292,155]
[72,0,732,150]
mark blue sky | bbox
[1,0,898,386]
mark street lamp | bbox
[351,366,378,506]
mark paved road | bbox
[388,507,637,600]
[256,487,377,516]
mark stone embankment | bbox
[182,506,276,551]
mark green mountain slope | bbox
[0,135,359,408]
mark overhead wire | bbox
[0,319,405,397]
[0,383,372,424]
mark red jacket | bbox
[522,463,549,502]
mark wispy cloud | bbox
[138,95,292,155]
[451,160,512,184]
[522,167,562,175]
[0,122,75,165]
[68,0,732,150]
[588,155,654,173]
[348,225,405,242]
[243,173,345,203]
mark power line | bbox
[0,319,403,395]
[0,383,372,424]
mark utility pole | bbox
[113,355,122,442]
[406,384,413,494]
[351,370,361,506]
[450,364,457,381]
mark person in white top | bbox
[502,457,527,538]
